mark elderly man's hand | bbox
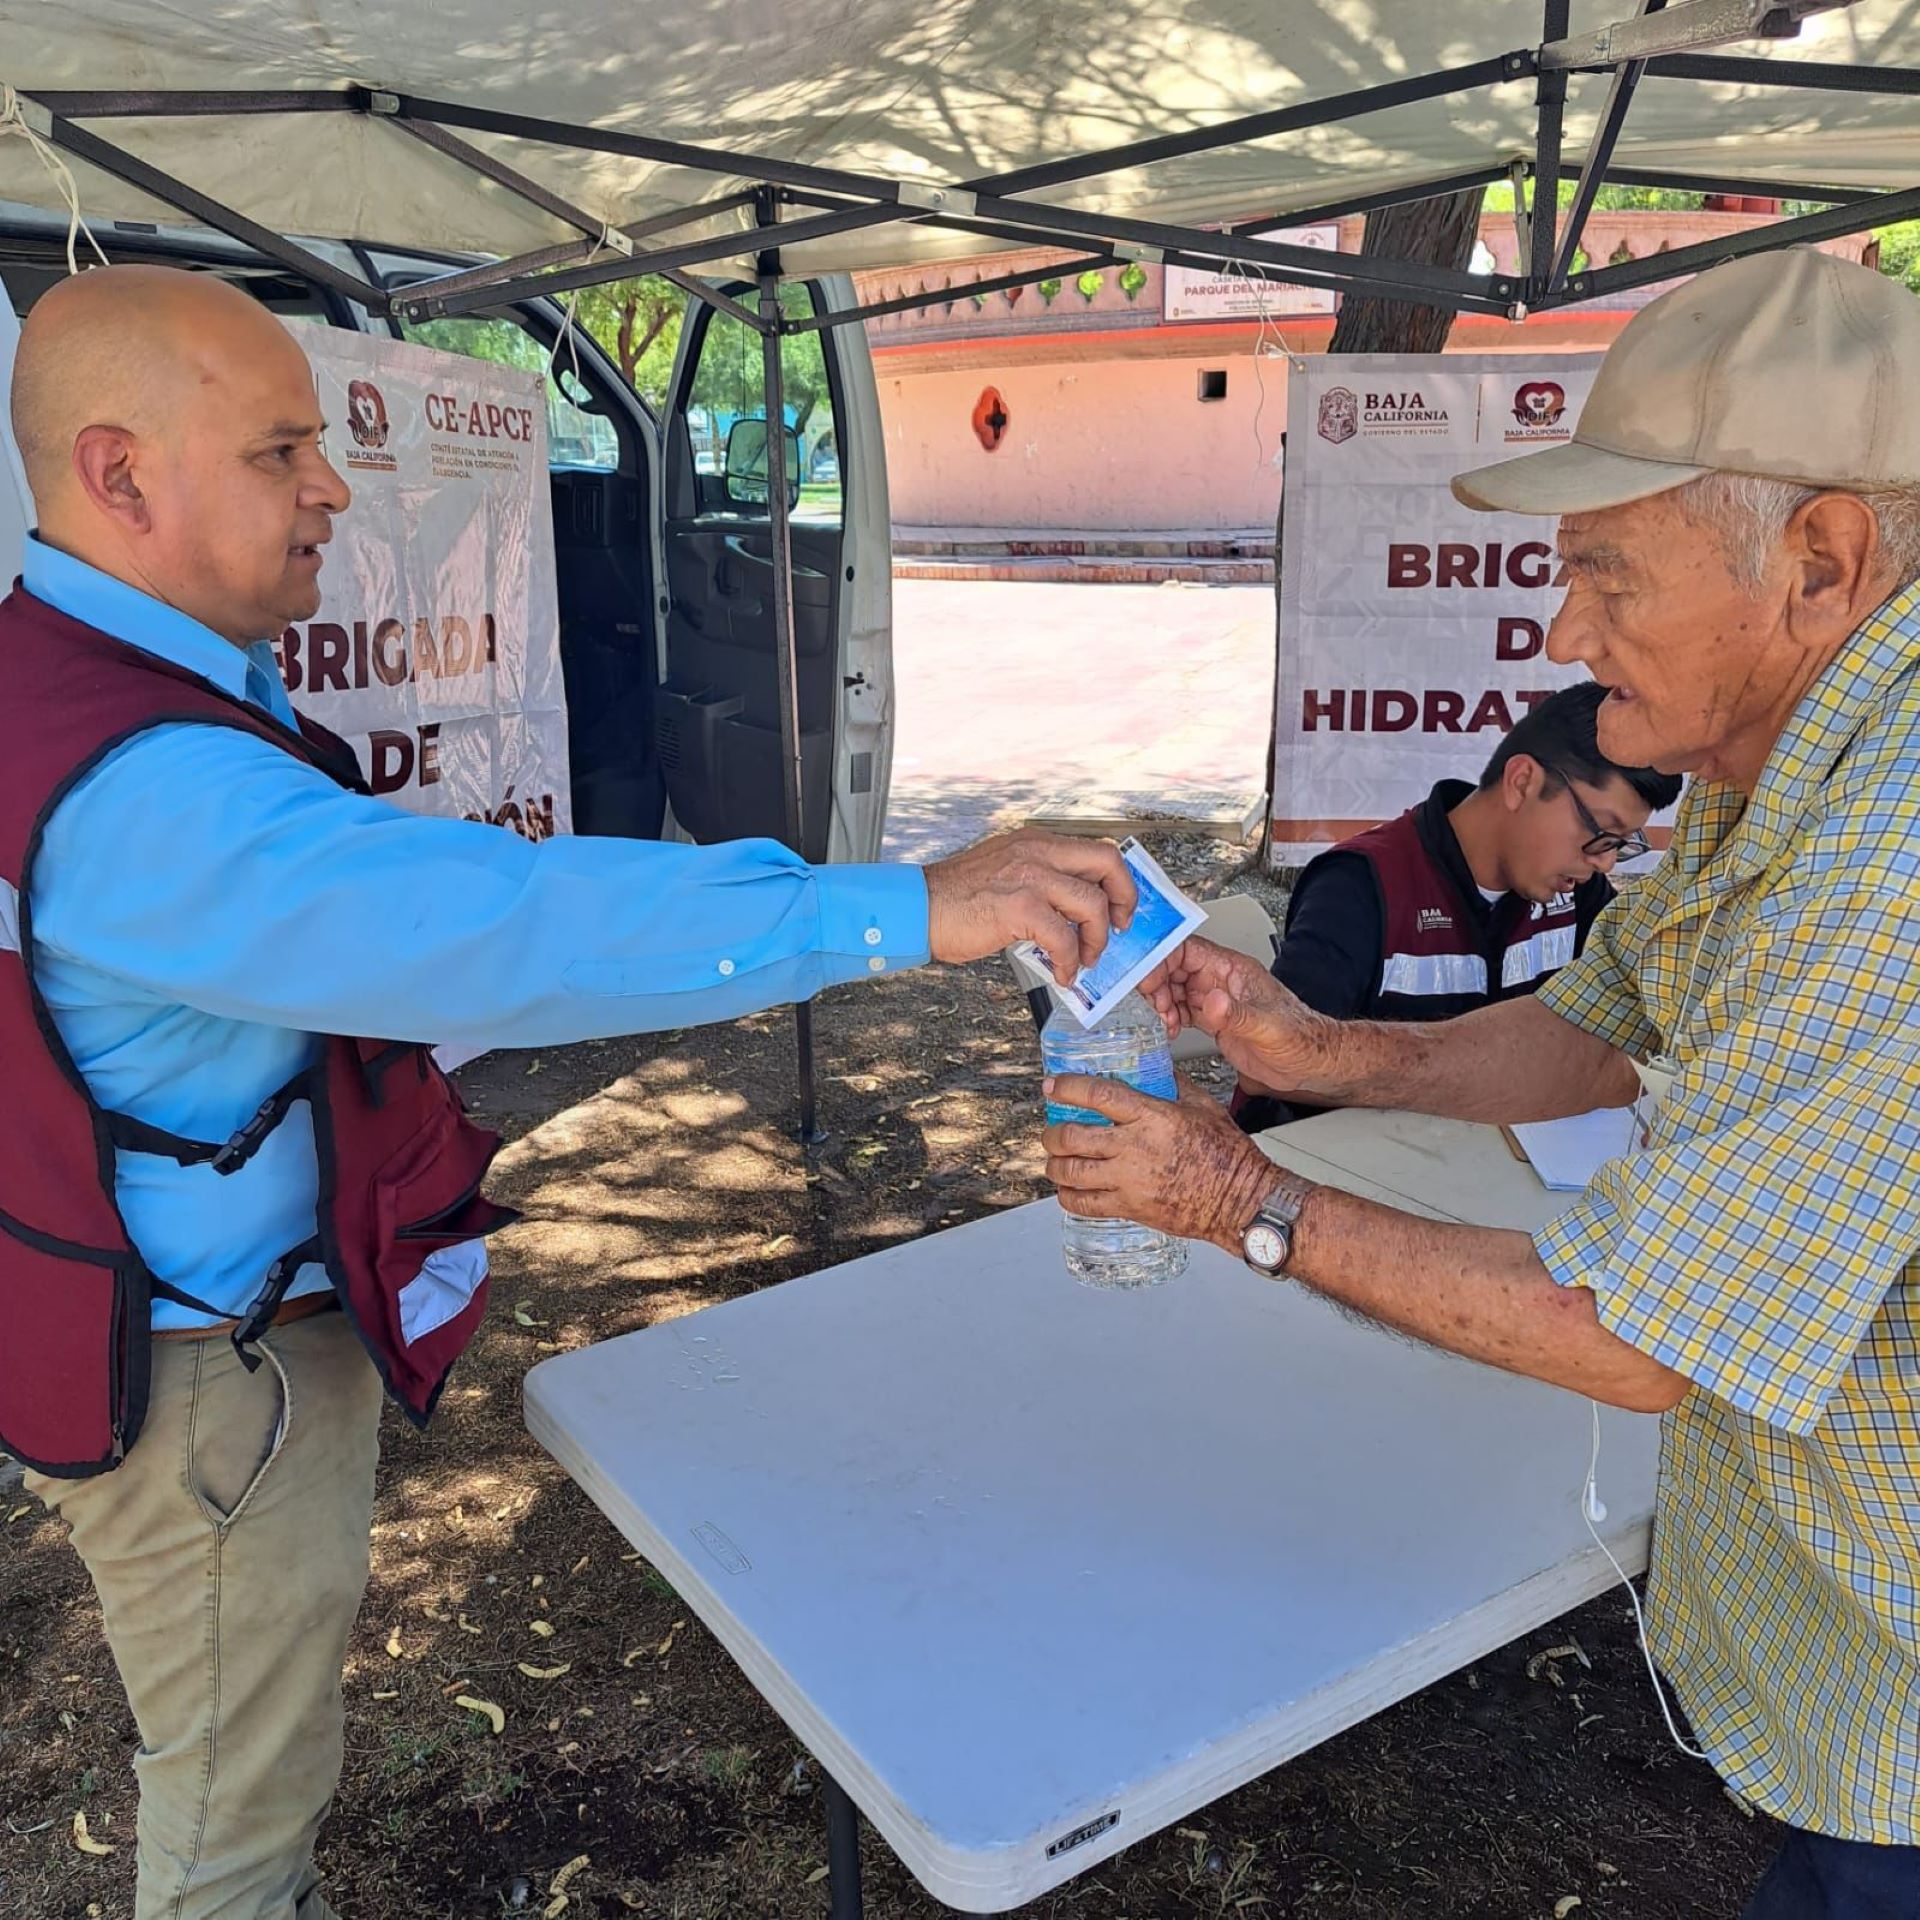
[1043,1073,1278,1251]
[924,829,1135,985]
[1141,936,1329,1096]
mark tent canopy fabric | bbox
[2,2,1918,281]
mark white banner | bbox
[1272,352,1605,864]
[279,328,571,841]
[1162,226,1339,320]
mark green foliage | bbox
[1036,277,1062,304]
[565,275,689,411]
[1874,220,1920,293]
[1118,261,1148,301]
[1075,268,1106,303]
[1482,181,1709,214]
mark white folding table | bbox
[525,1110,1657,1914]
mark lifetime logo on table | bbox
[1045,1810,1120,1859]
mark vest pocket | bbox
[0,1209,146,1475]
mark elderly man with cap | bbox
[0,263,1139,1920]
[1045,247,1920,1917]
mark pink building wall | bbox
[864,215,1874,533]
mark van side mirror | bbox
[723,417,802,511]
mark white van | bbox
[0,208,895,864]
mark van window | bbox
[682,285,843,527]
[398,314,621,473]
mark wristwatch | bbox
[1240,1171,1312,1278]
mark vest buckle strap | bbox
[228,1237,322,1372]
[103,1071,308,1177]
[209,1079,306,1174]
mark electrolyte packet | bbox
[1015,835,1208,1030]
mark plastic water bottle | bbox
[1040,990,1189,1288]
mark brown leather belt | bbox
[153,1292,340,1343]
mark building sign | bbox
[1272,352,1617,865]
[1162,226,1340,321]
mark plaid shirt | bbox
[1535,583,1920,1843]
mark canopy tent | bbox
[5,0,1918,1138]
[3,1,1920,325]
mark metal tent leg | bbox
[823,1771,865,1918]
[758,259,825,1151]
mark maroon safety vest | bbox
[0,587,517,1478]
[1326,795,1591,1021]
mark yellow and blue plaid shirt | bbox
[1536,582,1920,1844]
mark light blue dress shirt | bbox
[20,537,930,1330]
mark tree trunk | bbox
[1325,186,1489,356]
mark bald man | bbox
[0,266,1136,1920]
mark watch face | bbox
[1244,1222,1287,1271]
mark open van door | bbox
[658,276,892,863]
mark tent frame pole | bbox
[753,209,826,1149]
[378,120,769,331]
[1550,0,1664,292]
[35,109,385,307]
[1528,0,1572,308]
[28,18,1920,330]
[1559,180,1920,301]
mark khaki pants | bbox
[27,1311,383,1920]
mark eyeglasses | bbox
[1559,782,1651,861]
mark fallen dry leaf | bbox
[385,1627,404,1659]
[512,1301,549,1329]
[806,1866,830,1886]
[1555,1900,1583,1919]
[552,1855,590,1894]
[371,1690,399,1702]
[531,1575,545,1589]
[517,1662,573,1680]
[556,1740,581,1756]
[543,1898,568,1920]
[529,1619,556,1639]
[455,1694,505,1735]
[620,1648,646,1668]
[655,1620,685,1657]
[457,1614,483,1634]
[569,1555,589,1577]
[71,1811,114,1856]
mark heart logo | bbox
[1513,381,1566,428]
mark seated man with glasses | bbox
[1237,681,1680,1129]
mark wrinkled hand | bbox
[1042,1072,1279,1252]
[924,829,1135,985]
[1139,936,1327,1095]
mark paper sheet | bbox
[1508,1107,1639,1192]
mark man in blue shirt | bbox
[7,264,1134,1920]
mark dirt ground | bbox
[1,837,1780,1920]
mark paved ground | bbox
[881,578,1278,862]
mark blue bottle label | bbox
[1044,1044,1177,1128]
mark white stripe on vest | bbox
[0,876,18,956]
[1501,923,1576,989]
[1380,950,1489,998]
